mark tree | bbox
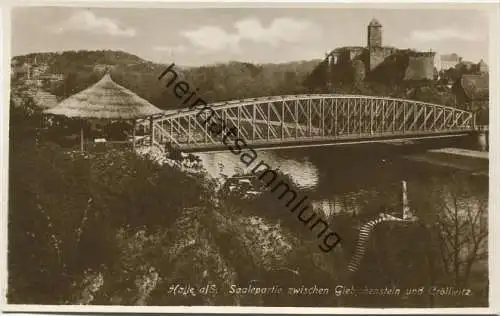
[432,176,488,287]
[8,108,214,304]
[408,173,488,306]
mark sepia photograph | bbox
[6,3,492,308]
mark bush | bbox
[8,130,213,303]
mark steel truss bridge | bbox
[149,94,475,152]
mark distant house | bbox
[32,90,58,109]
[31,64,49,78]
[11,62,31,80]
[439,53,462,71]
[36,73,65,87]
[17,88,59,109]
[453,73,489,124]
[478,59,489,73]
[11,58,64,88]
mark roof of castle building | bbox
[331,46,365,53]
[369,18,382,27]
[460,73,489,100]
[440,53,461,62]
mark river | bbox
[195,136,488,220]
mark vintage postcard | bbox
[3,1,496,311]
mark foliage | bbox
[9,50,489,306]
[8,102,342,305]
[439,64,479,85]
[8,104,212,303]
[426,175,488,286]
[13,51,320,111]
[408,173,488,306]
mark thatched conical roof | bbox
[45,73,164,119]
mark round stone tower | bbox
[367,18,382,49]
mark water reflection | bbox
[196,150,319,189]
[195,139,488,222]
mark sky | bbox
[11,6,490,66]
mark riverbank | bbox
[403,147,488,176]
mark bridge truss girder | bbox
[152,95,474,150]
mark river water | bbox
[195,137,488,220]
[192,136,488,306]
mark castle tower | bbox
[367,18,382,49]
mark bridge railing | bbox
[151,94,475,150]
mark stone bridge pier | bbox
[475,126,489,151]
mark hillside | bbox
[11,49,487,117]
[11,50,321,110]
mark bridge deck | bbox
[150,94,476,153]
[175,129,472,152]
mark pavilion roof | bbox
[44,73,164,119]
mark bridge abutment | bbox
[472,126,489,152]
[477,132,488,152]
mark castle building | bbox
[325,18,435,81]
[367,18,382,48]
[367,19,397,71]
[439,53,462,71]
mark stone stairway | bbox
[347,181,418,273]
[347,214,403,273]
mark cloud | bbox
[181,17,322,52]
[153,44,189,54]
[235,17,322,46]
[51,10,136,37]
[182,26,240,52]
[409,28,485,42]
